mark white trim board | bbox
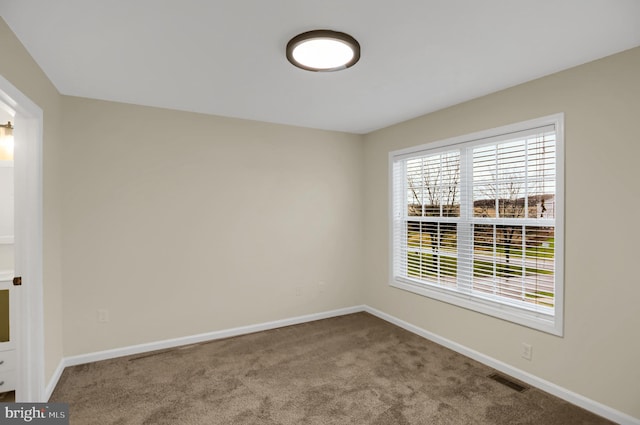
[0,73,45,402]
[46,305,639,424]
[46,305,365,400]
[62,306,364,367]
[44,359,66,402]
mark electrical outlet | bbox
[521,343,533,361]
[98,309,109,323]
[295,285,302,297]
[318,281,326,293]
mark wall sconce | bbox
[0,122,14,161]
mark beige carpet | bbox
[50,313,613,424]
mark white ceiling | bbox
[1,1,640,134]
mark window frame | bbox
[389,114,564,336]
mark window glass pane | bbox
[497,183,526,218]
[527,134,556,219]
[407,251,420,278]
[440,223,458,287]
[497,140,526,180]
[473,224,526,299]
[406,151,460,218]
[421,222,439,274]
[407,221,421,248]
[523,226,555,308]
[407,158,423,216]
[473,137,556,220]
[440,152,460,217]
[404,221,458,287]
[496,225,523,269]
[473,145,496,218]
[473,188,495,217]
[422,155,442,216]
[471,224,555,307]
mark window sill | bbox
[389,278,563,336]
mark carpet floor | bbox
[50,313,613,424]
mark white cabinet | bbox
[0,349,15,393]
[0,276,15,393]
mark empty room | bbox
[0,1,639,424]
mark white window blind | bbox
[390,114,564,335]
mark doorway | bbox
[0,74,44,402]
[0,110,16,400]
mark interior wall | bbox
[0,18,64,388]
[61,96,364,356]
[363,46,640,419]
[0,245,13,271]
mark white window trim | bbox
[389,114,564,336]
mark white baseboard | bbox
[45,359,66,402]
[363,306,639,425]
[45,304,638,424]
[46,305,365,398]
[46,305,365,394]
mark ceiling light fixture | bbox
[286,30,360,72]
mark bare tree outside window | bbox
[405,137,556,304]
[391,116,563,334]
[471,138,556,306]
[406,153,459,283]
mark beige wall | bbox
[0,245,13,270]
[61,97,364,355]
[363,46,640,418]
[0,19,64,387]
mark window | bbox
[390,114,563,335]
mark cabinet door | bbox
[0,369,16,393]
[0,279,15,351]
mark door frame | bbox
[0,74,45,402]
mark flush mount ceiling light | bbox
[286,30,360,72]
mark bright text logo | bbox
[1,403,68,424]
